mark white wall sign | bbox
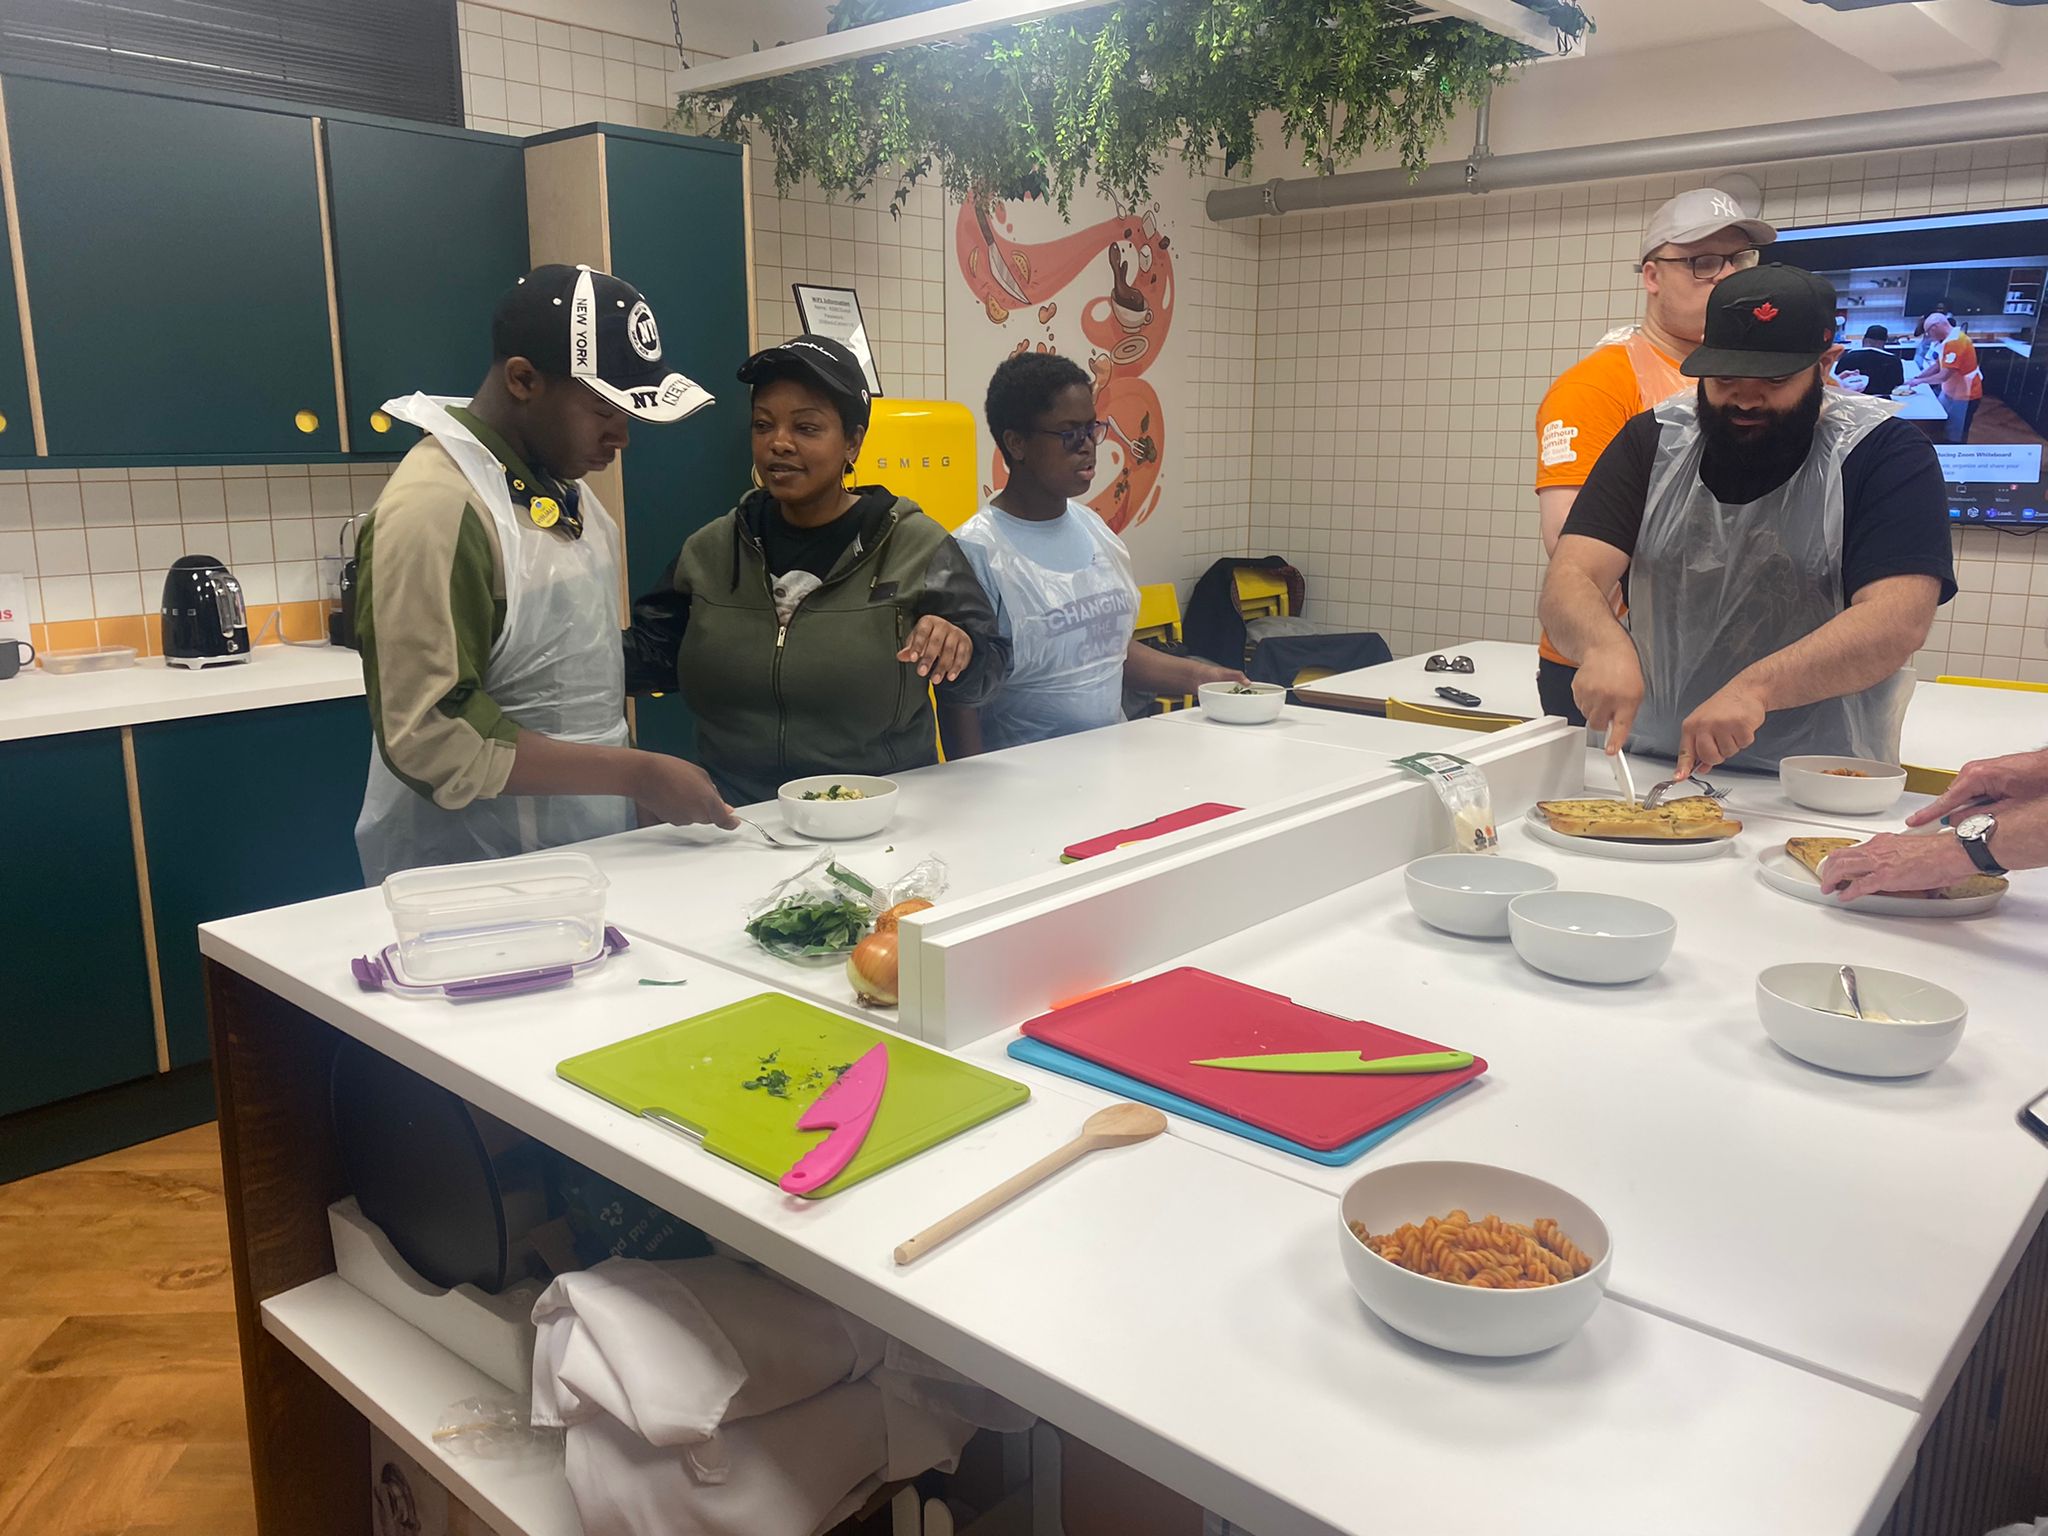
[792,284,884,397]
[0,574,27,648]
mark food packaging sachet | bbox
[1394,752,1498,854]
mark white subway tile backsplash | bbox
[40,574,93,623]
[179,480,228,522]
[135,524,186,572]
[228,522,275,566]
[85,525,137,573]
[34,529,87,577]
[225,478,272,522]
[130,480,182,523]
[90,572,141,616]
[28,481,82,529]
[0,485,26,532]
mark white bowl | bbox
[1403,854,1558,939]
[777,776,899,840]
[1756,963,1966,1077]
[1197,681,1286,724]
[1778,755,1908,816]
[1508,891,1675,984]
[1337,1161,1611,1357]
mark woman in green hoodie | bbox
[627,336,1009,806]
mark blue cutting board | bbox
[1007,1037,1475,1166]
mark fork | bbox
[1642,773,1728,811]
[735,815,810,849]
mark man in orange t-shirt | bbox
[1907,311,1983,444]
[1532,188,1777,722]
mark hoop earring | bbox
[751,465,765,490]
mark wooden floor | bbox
[0,1124,257,1536]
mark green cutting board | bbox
[558,995,1030,1198]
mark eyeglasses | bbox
[1032,420,1109,453]
[1424,654,1475,675]
[1643,247,1762,281]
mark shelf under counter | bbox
[262,1274,582,1536]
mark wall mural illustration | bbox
[949,193,1177,535]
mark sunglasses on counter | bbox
[1424,654,1476,675]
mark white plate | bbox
[1522,811,1736,863]
[1754,846,2007,918]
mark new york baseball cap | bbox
[737,335,873,432]
[492,264,712,423]
[1681,265,1838,379]
[1639,187,1778,265]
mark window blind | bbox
[0,0,462,125]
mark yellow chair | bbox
[1386,697,1523,733]
[1933,674,2048,693]
[1232,568,1290,626]
[1133,582,1195,713]
[1134,583,1183,645]
[1903,764,1957,796]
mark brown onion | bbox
[847,931,899,1007]
[873,899,934,935]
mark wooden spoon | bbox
[893,1103,1168,1266]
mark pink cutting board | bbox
[1019,968,1484,1151]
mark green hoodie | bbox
[639,487,1009,806]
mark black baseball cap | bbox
[1681,265,1838,379]
[492,264,711,423]
[738,335,873,431]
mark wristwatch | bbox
[1954,812,2008,877]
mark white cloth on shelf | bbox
[531,1256,1025,1536]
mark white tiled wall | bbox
[2,463,390,632]
[747,155,950,401]
[456,1,709,135]
[1249,136,2048,681]
[1163,154,1262,583]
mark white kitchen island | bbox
[199,709,2045,1536]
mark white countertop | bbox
[966,800,2048,1413]
[1299,640,2047,773]
[0,641,366,742]
[200,879,1922,1536]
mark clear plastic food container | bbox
[380,851,610,984]
[41,644,138,674]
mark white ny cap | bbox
[1638,188,1778,266]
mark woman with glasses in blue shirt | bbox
[941,353,1245,757]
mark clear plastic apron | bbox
[955,501,1138,751]
[1595,325,1688,408]
[355,393,634,884]
[1626,390,1913,771]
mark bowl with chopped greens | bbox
[1197,681,1286,725]
[778,775,899,839]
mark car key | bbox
[1435,686,1483,708]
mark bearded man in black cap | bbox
[1540,264,1955,779]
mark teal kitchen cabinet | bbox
[0,729,157,1116]
[0,183,32,466]
[325,118,530,453]
[603,131,752,759]
[3,74,341,458]
[132,699,370,1068]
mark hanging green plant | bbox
[681,0,1591,215]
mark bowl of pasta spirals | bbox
[1338,1161,1612,1357]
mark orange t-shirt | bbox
[1938,333,1983,401]
[1533,338,1680,666]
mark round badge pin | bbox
[529,495,562,529]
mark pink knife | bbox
[779,1044,889,1196]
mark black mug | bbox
[0,639,34,680]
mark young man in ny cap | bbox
[1530,187,1778,722]
[1540,264,1953,778]
[354,263,739,884]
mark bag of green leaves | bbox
[742,852,948,962]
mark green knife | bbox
[1189,1049,1474,1075]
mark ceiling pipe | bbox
[1205,90,2048,222]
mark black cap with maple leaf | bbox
[1681,264,1838,380]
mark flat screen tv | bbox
[1776,206,2047,525]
